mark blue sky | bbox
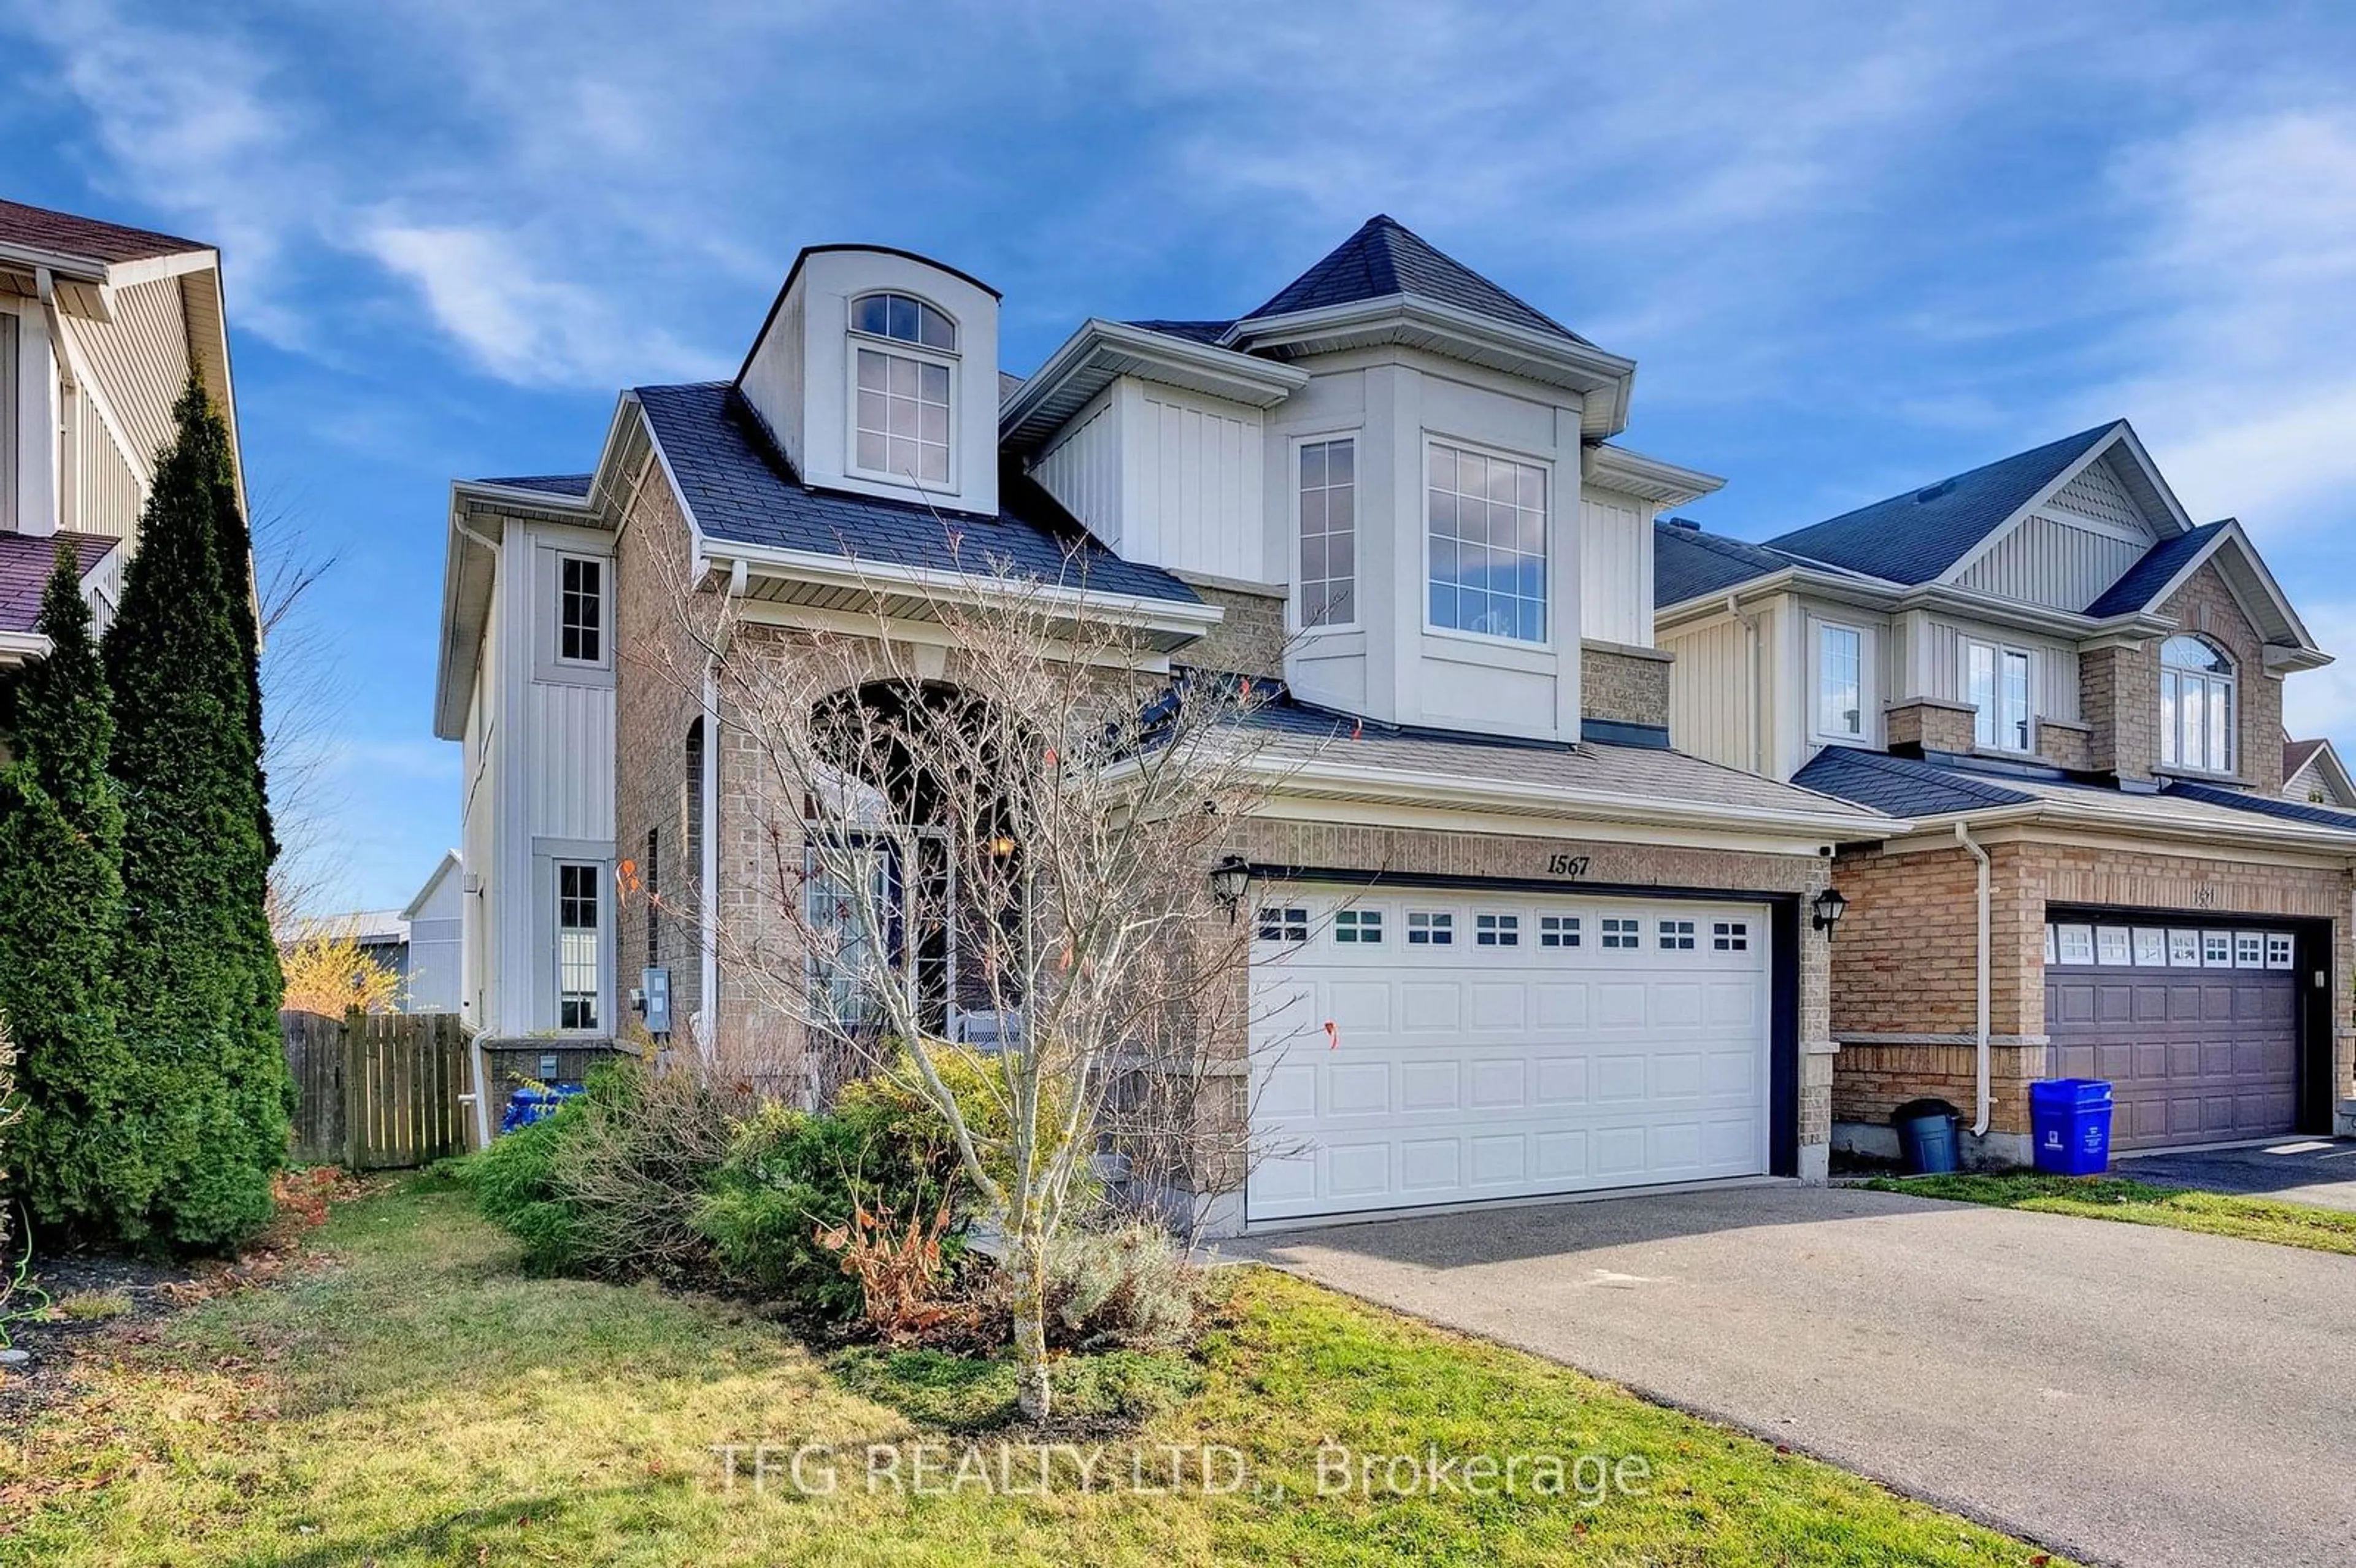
[6,1,2356,912]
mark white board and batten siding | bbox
[1579,486,1655,648]
[1954,452,2158,612]
[1033,377,1266,583]
[1892,611,2081,728]
[1660,612,1757,772]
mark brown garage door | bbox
[2044,921,2299,1151]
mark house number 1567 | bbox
[1546,853,1591,878]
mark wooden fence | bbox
[282,1010,473,1170]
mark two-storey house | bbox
[1657,424,2356,1164]
[434,217,1901,1234]
[0,198,239,667]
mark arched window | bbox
[2160,634,2234,772]
[850,293,956,488]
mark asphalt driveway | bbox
[2122,1137,2356,1210]
[1236,1184,2356,1567]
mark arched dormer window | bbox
[850,292,956,487]
[2160,634,2234,773]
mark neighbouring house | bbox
[0,196,239,672]
[281,854,466,1014]
[1656,425,2356,1163]
[434,216,1904,1234]
[2282,736,2355,809]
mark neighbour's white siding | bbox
[1579,485,1653,647]
[1033,388,1122,543]
[67,392,143,540]
[60,275,190,472]
[1661,612,1756,771]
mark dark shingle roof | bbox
[2284,738,2327,782]
[471,473,593,498]
[2083,521,2223,617]
[634,382,1198,605]
[1125,319,1234,345]
[0,531,118,633]
[1793,746,2035,818]
[1767,424,2120,586]
[0,197,208,267]
[1655,520,1793,607]
[1239,216,1588,345]
[2163,777,2356,832]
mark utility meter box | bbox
[641,967,672,1036]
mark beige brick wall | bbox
[1580,640,1673,730]
[2156,561,2285,793]
[1886,698,1976,755]
[612,475,716,1034]
[2038,718,2093,772]
[2081,642,2158,780]
[1177,578,1288,680]
[1831,832,2356,1142]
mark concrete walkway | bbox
[1236,1185,2356,1567]
[2122,1137,2356,1211]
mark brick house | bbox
[433,218,1904,1234]
[0,198,241,671]
[1656,425,2356,1164]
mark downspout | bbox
[695,553,746,1063]
[454,504,502,1150]
[1955,820,1992,1138]
[1726,593,1763,775]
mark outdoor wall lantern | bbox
[1812,886,1849,937]
[1209,855,1252,923]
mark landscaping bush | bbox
[1042,1220,1204,1351]
[464,1061,740,1280]
[696,1054,991,1321]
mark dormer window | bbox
[2160,634,2234,773]
[849,292,956,488]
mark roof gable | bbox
[0,197,208,271]
[1767,423,2120,585]
[1239,215,1589,345]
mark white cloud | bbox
[2078,110,2356,534]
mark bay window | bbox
[1426,440,1547,643]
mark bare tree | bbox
[640,544,1304,1420]
[250,491,352,929]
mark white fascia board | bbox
[1250,754,1909,840]
[1000,318,1308,448]
[1895,797,2356,856]
[701,537,1226,642]
[1585,444,1726,507]
[0,629,48,664]
[1224,295,1636,431]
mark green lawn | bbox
[0,1177,2070,1566]
[1861,1171,2356,1255]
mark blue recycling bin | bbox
[2030,1078,2114,1175]
[501,1083,584,1134]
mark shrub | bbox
[464,1061,739,1281]
[696,1060,981,1321]
[1042,1221,1203,1351]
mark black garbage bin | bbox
[1892,1097,1961,1175]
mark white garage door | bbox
[1247,887,1773,1224]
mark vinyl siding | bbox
[2048,455,2141,530]
[1123,381,1265,582]
[1033,387,1122,543]
[1896,612,2080,726]
[1579,485,1652,647]
[1660,611,1757,771]
[61,275,190,473]
[1957,512,2152,611]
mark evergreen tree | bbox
[104,379,290,1250]
[0,545,147,1233]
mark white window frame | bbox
[554,553,607,671]
[1422,436,1551,647]
[2159,635,2236,775]
[1963,637,2033,753]
[0,311,15,533]
[1812,618,1869,744]
[1474,912,1520,948]
[1406,910,1454,947]
[1255,905,1310,945]
[555,861,603,1033]
[2053,924,2095,965]
[1600,915,1641,951]
[1333,907,1383,945]
[844,293,960,494]
[2166,929,2203,967]
[1293,433,1359,633]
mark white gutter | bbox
[1955,821,1992,1137]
